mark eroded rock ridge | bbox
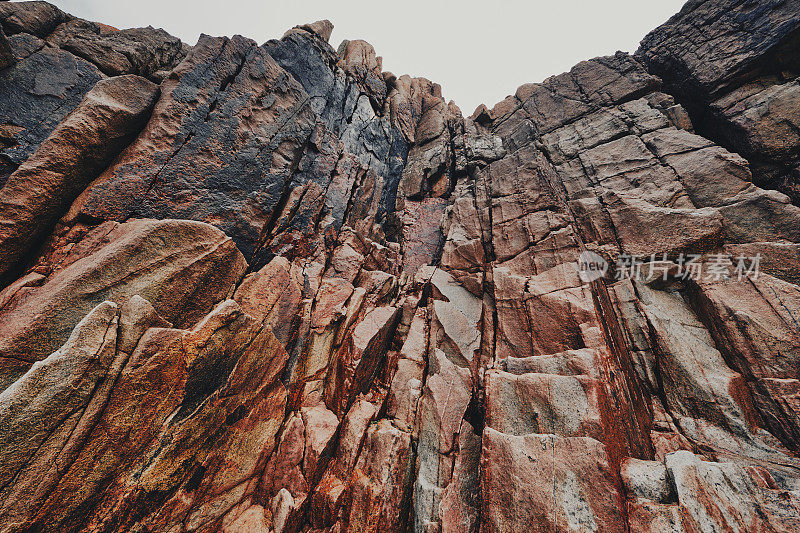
[1,1,800,531]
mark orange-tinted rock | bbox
[347,419,413,532]
[0,301,121,529]
[485,369,604,440]
[262,413,309,499]
[401,198,448,277]
[689,274,800,452]
[337,39,386,109]
[309,396,379,529]
[0,296,290,531]
[439,423,481,533]
[0,219,246,387]
[326,306,399,415]
[302,403,339,481]
[27,300,288,532]
[663,451,800,532]
[481,429,626,533]
[1,2,800,531]
[234,256,303,346]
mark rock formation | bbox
[0,0,799,531]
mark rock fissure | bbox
[2,1,800,532]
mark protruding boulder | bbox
[638,0,800,99]
[0,1,68,38]
[286,19,334,43]
[47,18,186,78]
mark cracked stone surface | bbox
[1,1,800,532]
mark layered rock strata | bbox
[1,1,800,531]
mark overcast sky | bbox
[46,0,686,114]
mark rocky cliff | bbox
[0,1,799,531]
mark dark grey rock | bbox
[0,37,102,182]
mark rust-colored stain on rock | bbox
[1,1,800,531]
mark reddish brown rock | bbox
[326,305,400,415]
[302,403,340,481]
[689,273,800,452]
[386,306,427,429]
[347,419,413,532]
[263,413,309,500]
[309,395,380,529]
[481,429,626,533]
[0,301,120,529]
[0,218,247,388]
[438,423,481,533]
[413,348,473,532]
[337,39,386,109]
[40,300,286,532]
[287,19,334,43]
[0,296,291,532]
[0,74,159,282]
[664,451,800,532]
[234,256,303,346]
[289,274,354,391]
[0,1,68,38]
[485,369,605,440]
[0,3,800,532]
[400,198,448,277]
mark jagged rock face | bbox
[0,74,160,282]
[0,2,188,182]
[638,0,800,203]
[1,1,800,532]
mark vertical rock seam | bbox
[0,1,799,532]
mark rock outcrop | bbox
[1,1,800,532]
[638,0,800,203]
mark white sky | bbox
[46,0,686,114]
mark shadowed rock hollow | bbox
[1,0,800,531]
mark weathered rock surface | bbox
[639,0,800,202]
[0,1,68,39]
[2,1,800,532]
[0,33,102,180]
[0,218,247,389]
[0,23,14,70]
[46,18,187,78]
[0,74,159,282]
[0,2,185,182]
